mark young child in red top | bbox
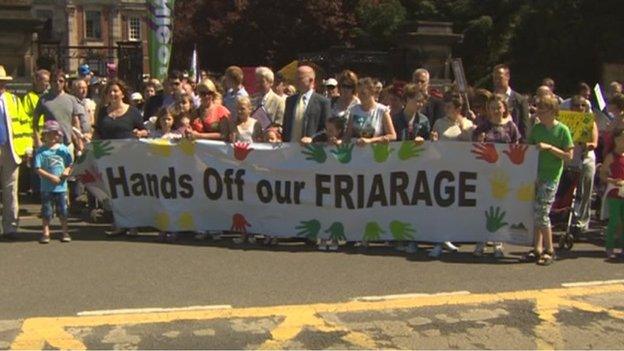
[600,127,624,260]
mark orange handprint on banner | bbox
[471,143,499,164]
[231,213,251,233]
[234,142,253,161]
[503,144,529,165]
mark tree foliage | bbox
[172,0,624,93]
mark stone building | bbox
[30,0,149,77]
[0,0,43,81]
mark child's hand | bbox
[62,167,72,177]
[356,137,371,146]
[328,137,342,146]
[414,136,425,145]
[430,131,438,141]
[299,136,313,145]
[476,133,486,143]
[50,175,62,185]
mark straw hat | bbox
[0,65,13,81]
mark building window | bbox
[128,17,141,41]
[35,10,54,40]
[85,10,102,40]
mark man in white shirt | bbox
[493,64,530,138]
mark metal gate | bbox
[36,41,143,91]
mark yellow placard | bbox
[557,110,594,143]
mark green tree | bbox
[353,0,407,49]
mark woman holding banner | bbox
[189,78,231,142]
[95,79,147,237]
[345,77,397,145]
[472,94,521,258]
[429,91,473,258]
[345,78,396,248]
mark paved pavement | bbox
[2,202,624,349]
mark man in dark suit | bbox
[282,65,331,143]
[493,64,530,138]
[143,70,183,120]
[412,68,444,126]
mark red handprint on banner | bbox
[233,142,253,161]
[471,143,499,164]
[503,144,529,165]
[231,213,251,233]
[76,166,102,184]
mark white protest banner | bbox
[73,140,538,245]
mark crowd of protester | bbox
[2,60,624,265]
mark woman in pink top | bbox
[190,78,230,141]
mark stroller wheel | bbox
[558,234,574,250]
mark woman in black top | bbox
[95,79,147,140]
[95,79,147,237]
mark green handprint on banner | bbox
[363,221,385,241]
[389,220,416,240]
[485,206,509,233]
[398,140,425,161]
[301,144,327,163]
[92,140,114,159]
[325,222,347,242]
[371,143,394,163]
[330,143,355,164]
[295,219,321,240]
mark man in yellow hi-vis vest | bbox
[21,69,50,197]
[0,65,29,239]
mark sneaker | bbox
[354,240,370,248]
[166,232,177,243]
[39,235,50,244]
[317,239,328,251]
[429,244,443,258]
[106,228,127,237]
[493,243,504,258]
[156,232,167,242]
[328,240,339,251]
[194,232,209,240]
[405,242,418,254]
[61,234,72,243]
[442,241,459,252]
[394,243,407,252]
[473,242,486,257]
[209,231,222,241]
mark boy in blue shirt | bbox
[34,120,73,243]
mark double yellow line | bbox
[11,283,624,350]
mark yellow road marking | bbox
[11,284,624,350]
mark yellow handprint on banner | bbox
[178,138,196,156]
[148,139,173,157]
[489,171,510,200]
[516,182,535,202]
[177,212,195,231]
[155,212,170,231]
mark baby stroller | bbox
[550,166,582,250]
